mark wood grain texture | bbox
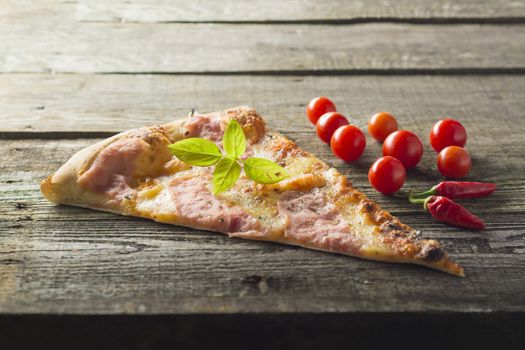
[2,20,525,73]
[2,74,525,134]
[77,0,525,22]
[1,132,524,314]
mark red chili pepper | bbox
[411,181,496,199]
[412,195,486,230]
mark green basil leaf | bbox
[213,157,241,194]
[243,157,288,184]
[168,138,222,166]
[222,119,246,158]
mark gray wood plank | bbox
[77,0,525,22]
[0,137,524,314]
[1,74,524,134]
[2,17,524,73]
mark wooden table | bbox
[1,1,524,348]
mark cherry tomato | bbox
[429,118,467,152]
[368,156,406,195]
[331,125,366,162]
[382,130,423,169]
[437,146,471,178]
[368,112,398,142]
[306,97,336,125]
[316,112,349,144]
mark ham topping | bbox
[278,190,359,254]
[183,114,223,142]
[78,137,146,203]
[168,176,263,234]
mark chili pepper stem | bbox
[408,191,435,211]
[408,191,427,204]
[409,186,437,199]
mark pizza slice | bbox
[41,106,464,276]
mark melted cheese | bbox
[109,117,396,255]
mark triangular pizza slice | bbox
[41,106,464,276]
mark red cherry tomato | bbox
[368,156,406,195]
[306,97,336,125]
[382,130,423,169]
[331,125,366,162]
[368,112,398,142]
[429,118,467,152]
[437,146,471,178]
[316,112,349,144]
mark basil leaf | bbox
[223,119,246,158]
[213,157,241,194]
[168,138,222,166]
[243,157,288,184]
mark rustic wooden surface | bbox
[0,0,524,348]
[2,3,525,73]
[3,22,525,73]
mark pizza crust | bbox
[41,119,186,206]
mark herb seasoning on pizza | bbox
[41,106,464,276]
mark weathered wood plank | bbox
[1,226,523,314]
[2,21,524,73]
[77,0,525,22]
[1,135,524,314]
[1,203,524,315]
[1,74,525,134]
[4,1,524,73]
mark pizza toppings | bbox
[222,107,267,144]
[77,137,147,203]
[278,190,359,254]
[169,176,263,234]
[264,173,326,193]
[183,113,223,141]
[169,119,288,194]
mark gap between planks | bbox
[1,74,525,134]
[77,18,525,25]
[4,69,525,76]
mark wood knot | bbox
[240,274,271,295]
